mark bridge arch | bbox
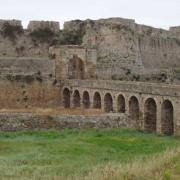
[117,94,125,113]
[93,92,101,109]
[72,90,81,108]
[82,91,90,108]
[144,98,157,132]
[161,100,174,135]
[129,96,140,128]
[104,93,113,113]
[63,88,70,108]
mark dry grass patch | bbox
[81,147,180,180]
[0,107,103,116]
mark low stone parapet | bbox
[0,113,128,131]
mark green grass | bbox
[0,129,179,179]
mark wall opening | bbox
[117,94,125,113]
[129,96,140,128]
[73,90,80,108]
[144,98,157,132]
[104,93,113,113]
[93,92,101,109]
[68,56,85,79]
[161,100,174,135]
[83,91,90,109]
[63,88,70,108]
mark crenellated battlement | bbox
[27,21,60,33]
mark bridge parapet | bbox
[61,80,180,97]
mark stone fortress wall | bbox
[0,18,180,135]
[64,18,180,81]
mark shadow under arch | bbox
[68,56,85,79]
[161,100,174,135]
[144,98,157,132]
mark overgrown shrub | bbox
[5,72,43,83]
[59,30,85,45]
[1,22,23,41]
[29,28,56,42]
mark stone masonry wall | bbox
[64,18,180,80]
[0,113,128,131]
[49,45,97,80]
[0,57,59,108]
[0,78,60,108]
[28,21,60,33]
[0,20,60,58]
[0,57,55,76]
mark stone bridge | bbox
[60,80,180,136]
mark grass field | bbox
[0,129,179,180]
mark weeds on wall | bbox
[59,29,86,45]
[5,72,43,83]
[59,20,87,45]
[29,28,56,43]
[0,22,23,42]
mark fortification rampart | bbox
[0,57,55,77]
[0,17,180,135]
[28,21,60,33]
[0,57,58,108]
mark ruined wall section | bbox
[0,58,60,109]
[64,18,180,81]
[170,26,180,39]
[64,18,143,80]
[49,45,97,80]
[0,57,55,76]
[28,21,60,33]
[0,20,60,58]
[137,25,180,70]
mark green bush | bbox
[1,22,23,41]
[30,28,56,42]
[59,30,84,45]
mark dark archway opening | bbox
[93,92,101,109]
[117,95,125,113]
[83,91,90,109]
[144,98,157,132]
[68,56,85,79]
[63,88,70,108]
[104,93,113,113]
[73,90,80,108]
[161,100,174,135]
[129,96,140,128]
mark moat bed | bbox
[0,129,179,180]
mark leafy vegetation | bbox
[5,72,43,83]
[29,28,56,43]
[0,129,179,179]
[59,29,85,45]
[0,22,23,41]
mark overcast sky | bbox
[0,0,179,29]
